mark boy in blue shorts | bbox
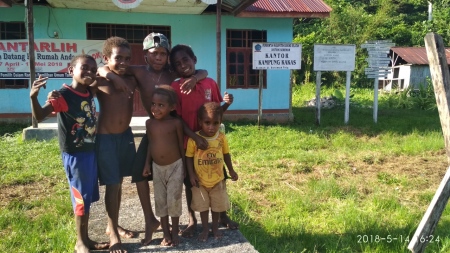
[30,55,109,253]
[94,36,138,253]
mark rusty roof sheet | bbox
[391,47,450,65]
[246,0,332,13]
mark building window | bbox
[86,23,171,43]
[0,22,26,40]
[0,22,28,89]
[226,29,267,89]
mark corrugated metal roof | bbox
[246,0,332,13]
[391,47,450,65]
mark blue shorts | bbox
[96,127,136,185]
[62,151,100,216]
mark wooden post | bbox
[407,32,450,253]
[258,70,263,127]
[26,0,37,128]
[315,71,321,125]
[373,77,379,123]
[344,70,351,124]
[216,0,221,89]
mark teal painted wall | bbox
[0,5,293,113]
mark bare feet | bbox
[220,215,239,230]
[212,227,223,240]
[87,239,110,250]
[160,237,172,247]
[74,242,90,253]
[106,226,137,239]
[179,222,196,238]
[197,230,209,242]
[141,220,161,246]
[171,229,180,246]
[109,243,127,253]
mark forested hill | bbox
[293,0,450,87]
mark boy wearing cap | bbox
[97,33,208,245]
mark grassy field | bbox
[2,83,450,252]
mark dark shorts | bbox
[96,127,136,185]
[62,151,100,216]
[131,133,153,183]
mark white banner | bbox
[252,42,301,70]
[0,39,104,79]
[313,44,356,71]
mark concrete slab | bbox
[22,116,148,141]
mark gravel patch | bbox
[88,138,258,252]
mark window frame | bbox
[86,23,171,43]
[226,29,267,89]
[0,22,28,89]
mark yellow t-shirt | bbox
[186,131,230,188]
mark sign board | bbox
[313,44,356,71]
[365,67,390,71]
[0,39,104,79]
[252,42,301,70]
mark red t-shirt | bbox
[171,77,223,147]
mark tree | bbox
[293,0,446,88]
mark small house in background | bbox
[380,47,450,91]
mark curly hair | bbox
[198,102,223,121]
[102,36,130,58]
[70,54,96,67]
[153,84,178,106]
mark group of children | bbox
[30,33,238,253]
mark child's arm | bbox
[176,119,186,178]
[178,69,208,94]
[186,156,199,187]
[30,76,54,121]
[142,120,153,177]
[224,153,238,181]
[221,91,234,112]
[181,119,208,150]
[186,138,200,187]
[97,65,134,96]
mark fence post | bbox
[408,32,450,253]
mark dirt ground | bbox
[0,137,258,252]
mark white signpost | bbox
[361,40,395,123]
[252,43,302,126]
[313,44,356,125]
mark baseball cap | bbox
[143,33,170,51]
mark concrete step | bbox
[22,116,148,141]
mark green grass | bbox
[2,83,450,252]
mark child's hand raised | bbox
[30,75,49,98]
[223,91,234,105]
[47,90,61,100]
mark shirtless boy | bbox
[95,36,138,253]
[143,85,185,246]
[98,33,208,245]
